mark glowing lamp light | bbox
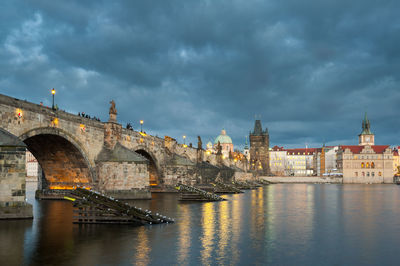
[52,118,59,126]
[80,124,86,132]
[139,132,147,137]
[51,88,56,95]
[206,150,211,155]
[140,120,144,132]
[16,108,23,118]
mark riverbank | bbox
[260,176,343,183]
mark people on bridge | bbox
[77,112,100,121]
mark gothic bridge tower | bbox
[249,120,270,175]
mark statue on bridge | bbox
[197,136,202,150]
[109,100,117,115]
[216,141,222,155]
[108,100,117,122]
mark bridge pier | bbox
[0,129,32,219]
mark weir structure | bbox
[0,93,251,218]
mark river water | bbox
[1,182,400,266]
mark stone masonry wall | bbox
[234,172,254,182]
[97,161,149,191]
[164,165,198,186]
[0,146,32,219]
[0,146,26,202]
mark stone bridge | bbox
[0,93,250,200]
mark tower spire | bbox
[361,112,372,135]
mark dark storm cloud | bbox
[1,0,400,149]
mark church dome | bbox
[214,129,233,144]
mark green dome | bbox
[214,129,232,144]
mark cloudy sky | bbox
[1,0,400,149]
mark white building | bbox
[269,146,287,176]
[313,146,340,176]
[26,151,39,180]
[286,148,316,176]
[243,136,250,161]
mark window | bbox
[379,172,382,176]
[361,162,365,168]
[367,172,370,177]
[372,172,375,177]
[366,162,370,168]
[362,172,365,177]
[371,162,375,168]
[355,172,358,177]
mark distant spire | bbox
[244,136,249,149]
[361,112,372,135]
[253,120,263,135]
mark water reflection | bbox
[200,202,215,265]
[177,204,191,266]
[230,193,242,265]
[216,200,230,264]
[6,183,400,265]
[134,227,150,266]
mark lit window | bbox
[361,162,365,168]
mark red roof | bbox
[339,145,389,154]
[272,145,285,151]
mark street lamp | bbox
[183,135,186,145]
[51,88,56,110]
[140,120,144,132]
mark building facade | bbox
[313,146,339,176]
[26,151,39,179]
[243,136,250,161]
[269,146,286,176]
[337,114,394,183]
[249,120,269,175]
[286,148,315,176]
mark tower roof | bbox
[251,120,268,136]
[360,112,373,135]
[244,136,249,149]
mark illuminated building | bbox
[337,114,394,183]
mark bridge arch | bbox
[19,127,95,189]
[134,148,161,186]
